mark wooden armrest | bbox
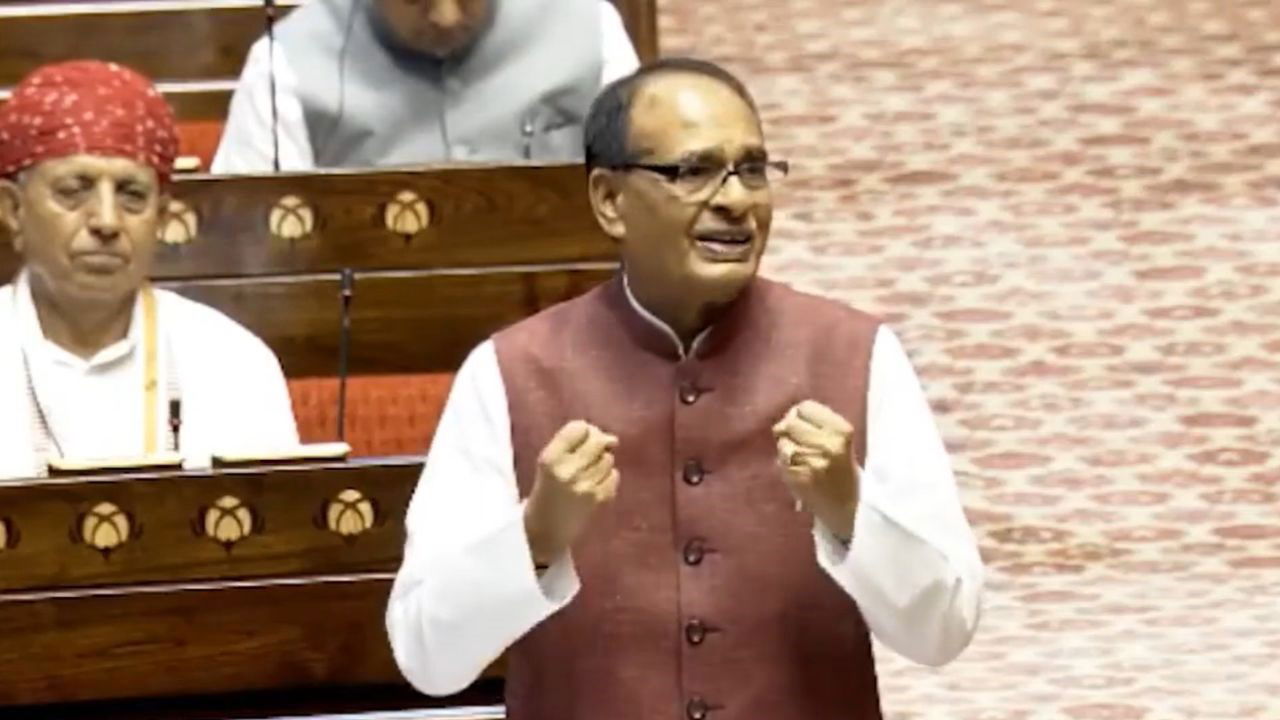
[174,155,204,173]
[212,441,352,468]
[46,452,183,477]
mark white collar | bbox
[13,269,143,371]
[621,273,713,361]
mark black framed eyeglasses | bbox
[614,159,790,201]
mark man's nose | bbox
[426,0,464,28]
[86,184,122,241]
[708,171,755,219]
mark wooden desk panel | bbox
[0,1,299,86]
[155,164,608,278]
[0,459,420,592]
[345,266,615,373]
[615,0,659,61]
[0,165,612,282]
[0,460,505,711]
[0,576,401,706]
[163,265,615,377]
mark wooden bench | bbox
[0,162,619,453]
[0,163,618,718]
[0,458,498,719]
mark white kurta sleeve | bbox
[210,37,316,173]
[386,340,580,697]
[814,325,984,667]
[597,0,641,85]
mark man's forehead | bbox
[29,154,157,181]
[628,72,763,158]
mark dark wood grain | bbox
[0,576,403,706]
[6,680,503,720]
[0,83,233,123]
[0,462,507,713]
[159,164,609,278]
[0,165,613,283]
[346,266,615,373]
[162,84,234,122]
[0,1,298,86]
[615,0,660,61]
[163,265,614,377]
[0,459,421,592]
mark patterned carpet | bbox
[658,0,1280,718]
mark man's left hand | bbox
[772,400,860,542]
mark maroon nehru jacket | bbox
[493,274,885,720]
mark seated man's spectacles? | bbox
[615,159,790,201]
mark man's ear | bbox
[587,167,625,241]
[0,178,23,253]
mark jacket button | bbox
[682,538,706,565]
[686,697,709,720]
[685,618,707,645]
[681,459,705,486]
[678,381,701,405]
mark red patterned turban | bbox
[0,60,178,183]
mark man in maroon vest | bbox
[387,57,984,720]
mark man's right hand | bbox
[523,420,620,569]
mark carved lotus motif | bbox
[0,517,16,551]
[159,198,198,245]
[79,502,132,553]
[200,495,258,548]
[384,189,432,237]
[269,194,316,240]
[325,488,377,538]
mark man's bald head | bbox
[584,57,760,172]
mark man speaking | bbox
[387,58,984,719]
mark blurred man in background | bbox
[213,0,640,172]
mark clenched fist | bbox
[772,400,860,541]
[523,420,620,568]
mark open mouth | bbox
[693,230,755,261]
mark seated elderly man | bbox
[212,0,640,172]
[0,60,299,481]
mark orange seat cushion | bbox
[288,373,456,457]
[176,120,224,171]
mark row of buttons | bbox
[680,379,715,719]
